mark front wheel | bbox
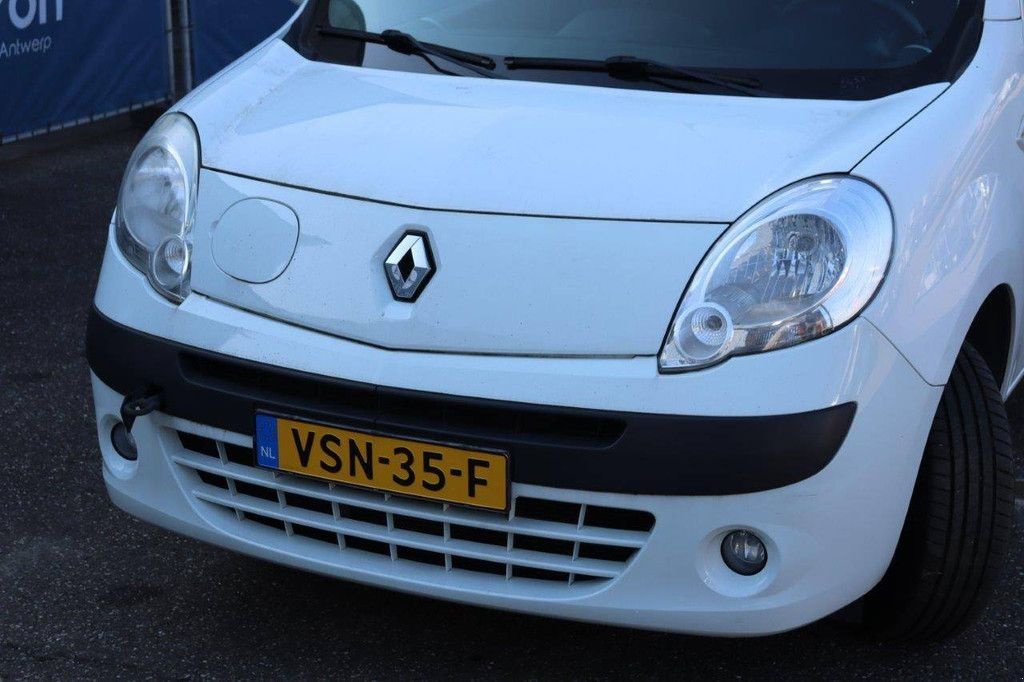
[861,342,1016,641]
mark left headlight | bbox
[659,176,893,373]
[115,113,199,303]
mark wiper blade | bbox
[504,55,767,97]
[317,26,503,79]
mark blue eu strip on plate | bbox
[254,413,279,469]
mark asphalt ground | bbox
[1,127,1022,680]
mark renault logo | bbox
[384,231,436,302]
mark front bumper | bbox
[89,234,943,636]
[88,307,856,497]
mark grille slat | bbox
[442,507,453,572]
[569,503,586,587]
[216,441,245,522]
[167,422,654,591]
[173,449,649,548]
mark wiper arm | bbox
[317,26,503,79]
[504,55,767,97]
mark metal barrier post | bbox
[179,0,194,94]
[165,0,178,100]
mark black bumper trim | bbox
[86,307,856,496]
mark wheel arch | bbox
[964,284,1015,393]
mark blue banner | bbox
[0,1,172,142]
[190,0,299,85]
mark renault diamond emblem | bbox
[384,231,436,302]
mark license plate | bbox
[254,413,509,512]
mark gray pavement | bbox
[1,127,1022,680]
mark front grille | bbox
[180,354,626,449]
[168,420,654,592]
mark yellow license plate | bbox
[254,413,509,512]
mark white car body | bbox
[89,1,1023,636]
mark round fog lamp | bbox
[721,530,768,576]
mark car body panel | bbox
[986,0,1021,20]
[183,40,947,224]
[859,19,1024,391]
[191,169,725,356]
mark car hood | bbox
[184,40,946,223]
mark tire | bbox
[862,342,1016,641]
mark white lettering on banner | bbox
[0,33,52,58]
[0,0,63,30]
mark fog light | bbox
[721,530,767,576]
[111,422,138,462]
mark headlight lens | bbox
[115,113,199,302]
[659,177,893,372]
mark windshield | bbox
[288,0,983,100]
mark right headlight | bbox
[659,176,893,372]
[115,113,199,303]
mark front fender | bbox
[857,18,1024,391]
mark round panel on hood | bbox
[211,199,299,284]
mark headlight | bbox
[115,113,199,303]
[659,177,893,372]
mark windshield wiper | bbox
[504,55,767,97]
[317,26,503,79]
